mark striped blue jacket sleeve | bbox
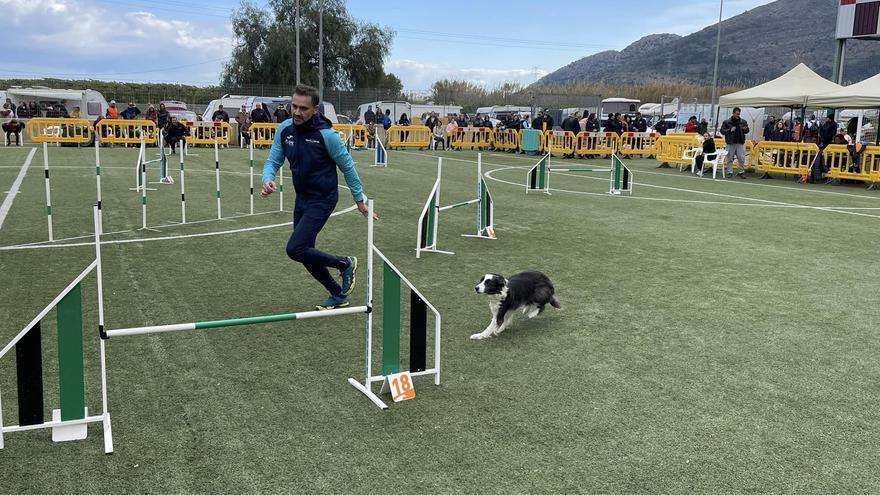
[321,129,365,203]
[261,121,292,184]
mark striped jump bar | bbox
[104,306,370,338]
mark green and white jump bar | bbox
[526,152,632,195]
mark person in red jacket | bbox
[685,116,699,133]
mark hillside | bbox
[535,0,880,87]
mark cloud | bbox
[639,0,774,37]
[1,0,231,83]
[387,59,548,90]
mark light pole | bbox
[295,0,301,85]
[319,8,323,101]
[709,0,724,128]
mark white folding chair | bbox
[703,149,729,178]
[683,147,702,172]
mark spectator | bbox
[846,116,858,137]
[803,115,820,144]
[540,112,553,132]
[562,112,580,134]
[1,100,14,118]
[481,114,493,129]
[157,103,170,129]
[365,122,376,148]
[2,118,23,146]
[425,112,440,132]
[236,105,251,146]
[398,112,410,143]
[29,101,41,118]
[145,104,158,123]
[445,118,457,149]
[792,118,802,141]
[819,113,838,148]
[684,116,699,133]
[251,103,270,123]
[120,102,141,119]
[432,120,446,150]
[603,113,619,134]
[833,128,852,146]
[382,109,392,130]
[45,105,61,118]
[632,112,648,133]
[763,115,777,141]
[721,107,750,178]
[769,120,789,142]
[70,106,82,119]
[617,113,629,134]
[363,105,376,125]
[457,112,468,127]
[16,102,28,119]
[584,113,599,132]
[164,116,188,154]
[212,104,230,123]
[653,118,669,135]
[697,117,709,135]
[374,106,382,123]
[691,132,716,177]
[273,104,290,123]
[531,111,543,130]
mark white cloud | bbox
[387,59,548,90]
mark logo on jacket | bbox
[305,138,320,144]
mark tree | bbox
[222,0,397,90]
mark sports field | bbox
[2,144,880,493]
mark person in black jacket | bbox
[769,121,789,142]
[720,107,750,177]
[632,112,648,133]
[819,114,838,148]
[251,104,270,123]
[603,113,618,134]
[695,132,717,176]
[211,105,230,123]
[164,116,188,153]
[157,103,170,130]
[763,115,777,141]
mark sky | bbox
[1,0,776,90]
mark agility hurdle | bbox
[416,154,496,258]
[25,118,94,241]
[526,152,632,195]
[0,200,440,452]
[0,208,113,452]
[374,136,388,167]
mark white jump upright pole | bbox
[364,198,375,393]
[214,134,222,219]
[249,139,255,215]
[94,135,102,217]
[278,166,284,212]
[179,140,186,224]
[140,137,148,230]
[42,142,53,242]
[93,205,113,454]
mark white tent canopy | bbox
[808,72,880,108]
[718,63,842,108]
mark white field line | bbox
[0,147,37,230]
[425,149,880,203]
[398,150,880,219]
[0,204,358,251]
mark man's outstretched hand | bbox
[357,200,378,219]
[261,180,276,198]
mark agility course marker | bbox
[349,205,441,409]
[525,152,631,196]
[249,140,255,215]
[0,208,112,453]
[179,142,187,224]
[374,136,388,167]
[42,143,53,241]
[214,134,222,219]
[416,154,496,258]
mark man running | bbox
[261,85,368,310]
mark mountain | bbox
[534,0,880,88]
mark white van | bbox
[202,95,339,124]
[7,87,109,121]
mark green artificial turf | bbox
[2,144,880,493]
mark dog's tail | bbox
[550,296,561,309]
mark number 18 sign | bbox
[386,371,416,402]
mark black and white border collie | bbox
[472,272,561,340]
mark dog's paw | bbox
[470,332,490,340]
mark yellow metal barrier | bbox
[717,139,756,171]
[250,123,279,146]
[545,130,576,155]
[449,127,493,149]
[187,121,232,146]
[823,144,880,183]
[387,125,431,149]
[25,118,92,143]
[618,132,658,156]
[334,124,368,147]
[493,129,520,151]
[575,132,619,157]
[95,119,157,145]
[655,133,701,166]
[753,141,819,177]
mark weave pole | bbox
[249,139,255,215]
[214,134,222,220]
[139,137,148,230]
[179,140,186,224]
[42,142,53,241]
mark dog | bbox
[471,271,561,340]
